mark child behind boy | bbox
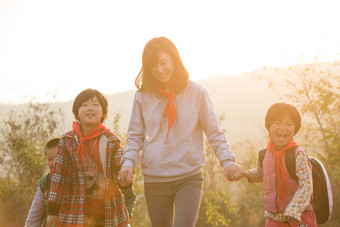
[46,89,134,227]
[242,103,317,227]
[25,138,60,227]
[25,139,135,227]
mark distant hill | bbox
[1,61,338,145]
[199,70,280,144]
[0,69,278,145]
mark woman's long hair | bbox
[135,37,189,93]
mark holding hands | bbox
[119,164,247,184]
[224,163,246,182]
[118,166,135,187]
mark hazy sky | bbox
[0,0,339,104]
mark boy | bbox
[25,138,60,227]
[46,89,134,227]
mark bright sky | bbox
[0,0,339,104]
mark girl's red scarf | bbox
[158,81,176,142]
[72,121,109,168]
[267,138,298,211]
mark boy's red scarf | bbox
[72,121,109,168]
[267,138,298,211]
[158,82,176,142]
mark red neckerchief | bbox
[72,121,109,168]
[267,138,298,211]
[158,81,176,143]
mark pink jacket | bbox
[263,147,313,213]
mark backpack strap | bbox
[38,172,51,198]
[284,146,299,182]
[259,146,299,182]
[258,148,267,169]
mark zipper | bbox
[275,175,279,212]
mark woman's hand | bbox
[46,215,58,227]
[118,166,134,187]
[224,163,245,181]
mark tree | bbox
[0,102,63,227]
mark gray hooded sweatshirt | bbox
[122,81,235,183]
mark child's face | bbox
[78,95,103,128]
[270,113,296,150]
[46,147,57,171]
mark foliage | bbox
[0,102,63,226]
[196,114,240,227]
[112,111,128,147]
[235,140,266,227]
[197,189,237,227]
[129,164,151,227]
[112,113,151,226]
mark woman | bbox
[119,37,243,227]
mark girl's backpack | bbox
[259,147,333,224]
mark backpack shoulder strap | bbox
[284,146,299,182]
[259,148,267,169]
[38,172,51,195]
[259,146,299,180]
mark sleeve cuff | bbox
[47,203,61,215]
[245,170,251,182]
[284,210,301,222]
[122,159,134,168]
[222,160,235,169]
[117,181,133,190]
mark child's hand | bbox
[118,166,134,187]
[224,163,245,181]
[286,216,299,223]
[46,215,58,227]
[244,170,250,180]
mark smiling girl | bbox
[118,36,244,227]
[46,89,131,227]
[244,102,317,227]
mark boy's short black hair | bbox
[265,102,301,135]
[45,138,60,157]
[72,88,108,123]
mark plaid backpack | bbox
[259,147,333,224]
